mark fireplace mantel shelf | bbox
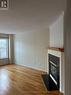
[48,47,64,52]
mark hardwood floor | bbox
[0,65,63,95]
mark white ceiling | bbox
[0,0,65,34]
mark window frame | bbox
[0,37,9,59]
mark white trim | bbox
[48,50,61,57]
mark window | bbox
[0,38,8,59]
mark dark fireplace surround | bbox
[42,54,60,91]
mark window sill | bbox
[0,58,8,60]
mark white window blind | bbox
[0,39,8,59]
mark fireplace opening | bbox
[49,54,60,89]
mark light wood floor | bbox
[0,65,63,95]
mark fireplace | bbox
[42,48,64,92]
[42,53,60,91]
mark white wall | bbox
[49,12,64,48]
[64,0,71,95]
[14,30,49,72]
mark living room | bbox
[0,0,71,95]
